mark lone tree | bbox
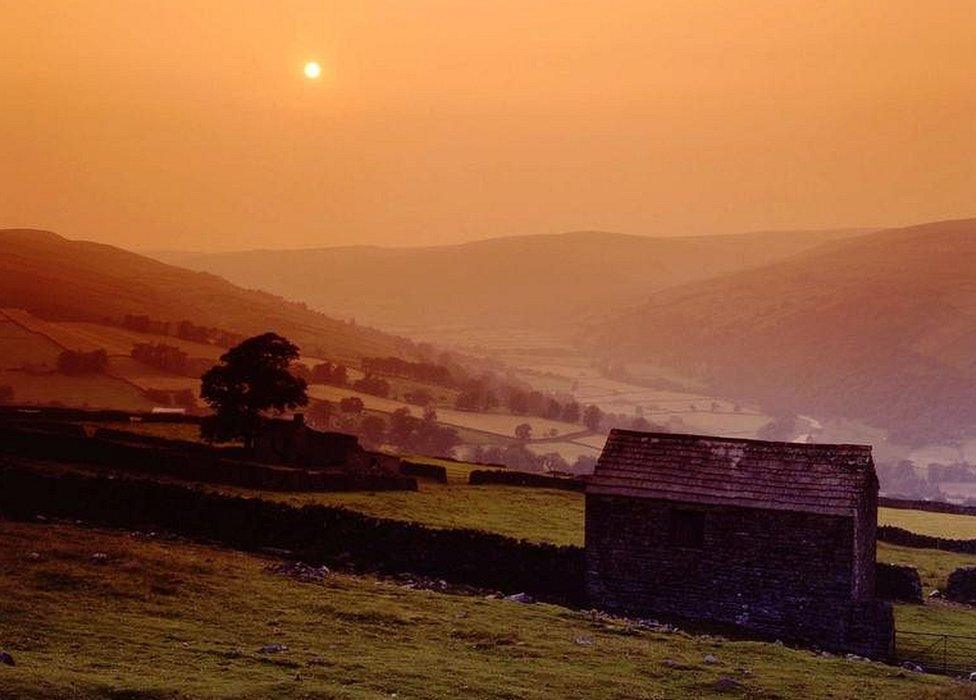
[199,333,308,448]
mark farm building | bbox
[253,413,400,474]
[585,429,894,658]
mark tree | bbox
[544,398,563,420]
[631,416,651,431]
[388,407,417,446]
[514,422,533,441]
[507,389,529,414]
[359,415,387,447]
[582,404,604,431]
[57,349,108,376]
[310,361,348,387]
[352,375,391,397]
[339,396,365,414]
[307,400,335,428]
[561,401,581,423]
[0,385,13,404]
[132,342,189,374]
[199,333,307,448]
[404,389,432,406]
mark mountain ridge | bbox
[0,228,412,361]
[152,227,870,333]
[591,217,976,443]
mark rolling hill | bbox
[591,218,976,444]
[153,229,867,337]
[0,228,411,362]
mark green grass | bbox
[262,482,585,546]
[894,603,976,674]
[877,544,976,594]
[880,508,976,541]
[0,519,967,699]
[91,420,213,443]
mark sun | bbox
[303,61,322,79]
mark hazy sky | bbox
[2,1,975,251]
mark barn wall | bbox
[853,486,878,600]
[585,494,888,653]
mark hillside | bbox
[2,519,959,699]
[592,218,976,444]
[0,228,409,361]
[154,229,866,337]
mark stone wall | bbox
[469,469,585,491]
[0,426,415,492]
[946,567,976,604]
[0,458,898,656]
[0,462,584,605]
[880,497,976,517]
[585,494,893,657]
[878,525,976,555]
[400,461,448,484]
[875,562,923,603]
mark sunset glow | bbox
[4,2,975,251]
[2,3,976,695]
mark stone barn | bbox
[253,414,400,474]
[585,429,894,658]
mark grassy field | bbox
[91,420,210,442]
[0,370,153,411]
[880,508,976,541]
[0,519,966,700]
[0,320,62,369]
[526,440,600,462]
[272,484,585,546]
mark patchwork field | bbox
[1,307,797,465]
[0,519,964,699]
[511,355,775,440]
[308,384,587,441]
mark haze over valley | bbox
[8,4,976,695]
[4,218,976,497]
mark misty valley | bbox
[5,4,976,696]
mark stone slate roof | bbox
[588,429,876,516]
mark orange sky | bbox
[2,1,975,251]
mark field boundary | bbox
[878,525,976,555]
[881,497,976,518]
[0,425,416,493]
[0,462,585,605]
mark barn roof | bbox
[587,429,876,516]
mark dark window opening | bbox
[669,509,705,548]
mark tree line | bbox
[118,314,244,348]
[305,400,460,459]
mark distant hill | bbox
[591,218,976,444]
[153,229,867,335]
[0,229,410,361]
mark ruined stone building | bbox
[585,429,894,658]
[253,414,400,474]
